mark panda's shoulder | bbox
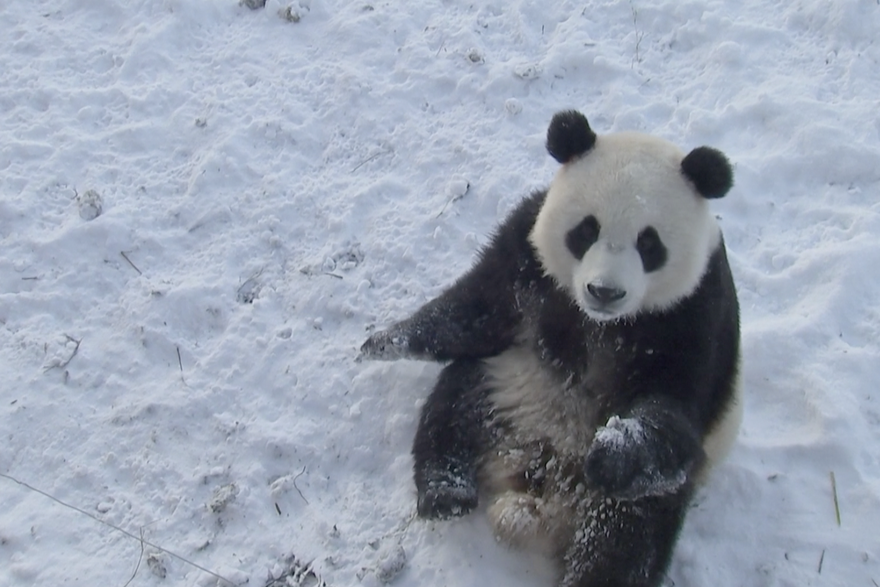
[477,190,547,273]
[495,190,547,242]
[623,240,739,376]
[680,238,738,318]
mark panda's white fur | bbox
[481,344,599,555]
[531,132,721,321]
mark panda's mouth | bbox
[579,300,627,322]
[577,283,629,321]
[587,308,621,322]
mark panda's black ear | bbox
[681,146,734,199]
[546,110,597,164]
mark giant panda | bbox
[359,110,742,587]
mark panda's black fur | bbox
[360,111,740,587]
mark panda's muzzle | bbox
[587,283,626,304]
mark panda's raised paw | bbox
[358,329,411,361]
[584,416,688,499]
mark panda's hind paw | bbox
[416,477,478,520]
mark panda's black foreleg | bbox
[359,261,524,362]
[559,491,691,587]
[412,358,492,519]
[584,395,705,500]
[359,293,520,362]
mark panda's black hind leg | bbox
[559,492,690,587]
[412,358,491,519]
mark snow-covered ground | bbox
[2,1,879,585]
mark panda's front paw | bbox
[585,416,643,497]
[584,416,684,499]
[358,328,412,361]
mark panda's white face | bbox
[530,132,721,322]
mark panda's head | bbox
[530,110,733,322]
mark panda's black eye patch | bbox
[565,215,600,260]
[637,226,667,273]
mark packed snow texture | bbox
[2,1,879,586]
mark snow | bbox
[593,416,643,449]
[1,0,879,586]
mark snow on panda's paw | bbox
[584,416,651,497]
[585,416,688,499]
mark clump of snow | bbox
[2,1,879,586]
[265,555,326,587]
[445,177,470,201]
[76,189,103,221]
[505,98,524,115]
[278,3,308,24]
[374,543,407,584]
[208,483,239,514]
[513,63,542,81]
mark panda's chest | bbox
[487,305,649,451]
[533,299,645,398]
[484,344,598,458]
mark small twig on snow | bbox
[45,335,82,372]
[59,334,82,369]
[436,197,459,218]
[293,466,309,504]
[817,549,826,574]
[120,251,143,275]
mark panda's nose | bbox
[587,283,626,304]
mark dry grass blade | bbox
[122,528,146,587]
[0,472,235,585]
